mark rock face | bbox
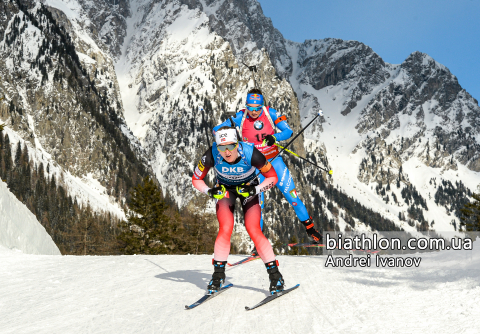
[355,51,480,174]
[2,0,479,252]
[0,0,148,218]
[295,39,391,116]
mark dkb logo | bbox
[222,167,244,173]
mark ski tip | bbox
[245,306,250,311]
[185,305,190,310]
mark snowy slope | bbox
[1,248,479,333]
[0,179,60,255]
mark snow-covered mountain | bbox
[0,179,60,254]
[285,39,480,233]
[0,0,149,220]
[112,0,479,238]
[1,0,479,252]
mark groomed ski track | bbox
[1,250,480,333]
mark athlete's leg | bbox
[242,195,285,293]
[242,195,276,263]
[214,191,236,261]
[272,157,322,242]
[272,157,309,221]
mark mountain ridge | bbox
[1,0,479,253]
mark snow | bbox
[402,157,480,232]
[76,51,96,64]
[1,246,480,332]
[45,0,83,21]
[0,180,60,255]
[44,0,101,51]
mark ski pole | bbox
[268,142,299,157]
[198,106,221,191]
[262,139,332,174]
[242,61,258,89]
[271,110,323,162]
[274,143,332,175]
[247,110,325,182]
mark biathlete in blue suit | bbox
[213,88,322,245]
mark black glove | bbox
[236,184,257,198]
[302,218,323,244]
[263,135,276,146]
[208,185,226,200]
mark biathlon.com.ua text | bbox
[324,233,473,268]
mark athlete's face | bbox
[246,103,262,119]
[218,141,239,163]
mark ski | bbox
[185,284,233,310]
[287,243,379,253]
[227,256,260,267]
[245,284,300,311]
[288,243,324,247]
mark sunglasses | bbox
[217,143,238,152]
[245,105,263,112]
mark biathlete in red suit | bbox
[192,126,285,295]
[213,89,322,245]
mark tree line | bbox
[0,128,219,255]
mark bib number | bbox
[255,133,267,142]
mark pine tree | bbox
[460,193,480,231]
[118,176,172,254]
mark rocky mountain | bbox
[0,0,151,253]
[285,38,479,233]
[1,0,479,253]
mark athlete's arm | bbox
[251,148,278,193]
[192,147,214,194]
[212,111,244,135]
[269,108,293,141]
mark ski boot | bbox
[207,260,226,294]
[251,247,259,257]
[301,217,322,244]
[265,260,284,295]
